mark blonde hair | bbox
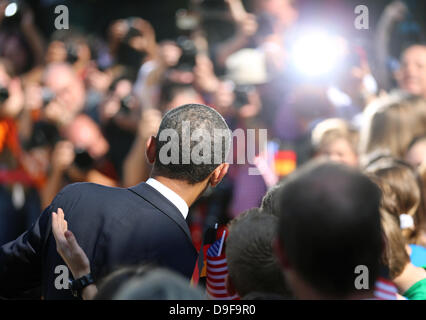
[360,95,426,164]
[380,209,410,280]
[365,158,426,245]
[311,118,359,154]
[414,163,426,245]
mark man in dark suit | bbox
[0,103,231,299]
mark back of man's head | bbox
[154,104,231,184]
[226,208,291,298]
[276,161,383,298]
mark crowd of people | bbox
[1,0,426,300]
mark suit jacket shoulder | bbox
[44,182,197,298]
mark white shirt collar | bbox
[146,178,189,219]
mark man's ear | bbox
[146,136,157,164]
[225,274,237,297]
[209,163,229,187]
[273,237,290,270]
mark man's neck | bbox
[151,175,207,208]
[393,263,426,294]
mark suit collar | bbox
[128,182,193,242]
[145,178,189,219]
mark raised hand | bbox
[51,208,90,279]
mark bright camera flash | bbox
[292,31,346,77]
[5,2,18,17]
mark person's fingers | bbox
[51,212,59,238]
[65,230,86,260]
[65,230,79,250]
[65,230,91,274]
[52,212,68,255]
[56,209,64,233]
[58,208,68,232]
[58,208,65,233]
[54,208,70,244]
[52,211,63,241]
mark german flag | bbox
[274,150,297,177]
[190,223,219,287]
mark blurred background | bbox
[1,0,426,253]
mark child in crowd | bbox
[365,158,426,267]
[360,96,426,165]
[311,118,359,167]
[225,208,291,299]
[365,158,426,249]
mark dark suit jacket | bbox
[0,182,197,299]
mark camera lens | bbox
[41,88,55,106]
[0,86,10,103]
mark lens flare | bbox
[291,30,346,77]
[4,2,18,17]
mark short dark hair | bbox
[154,104,231,184]
[401,42,426,57]
[277,161,383,298]
[260,183,283,216]
[226,208,291,298]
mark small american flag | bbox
[206,231,239,300]
[373,277,397,300]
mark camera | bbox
[116,21,147,75]
[119,95,132,115]
[175,37,197,71]
[65,41,80,64]
[73,148,95,171]
[0,86,10,103]
[233,85,253,109]
[2,1,23,27]
[25,121,60,150]
[41,88,55,107]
